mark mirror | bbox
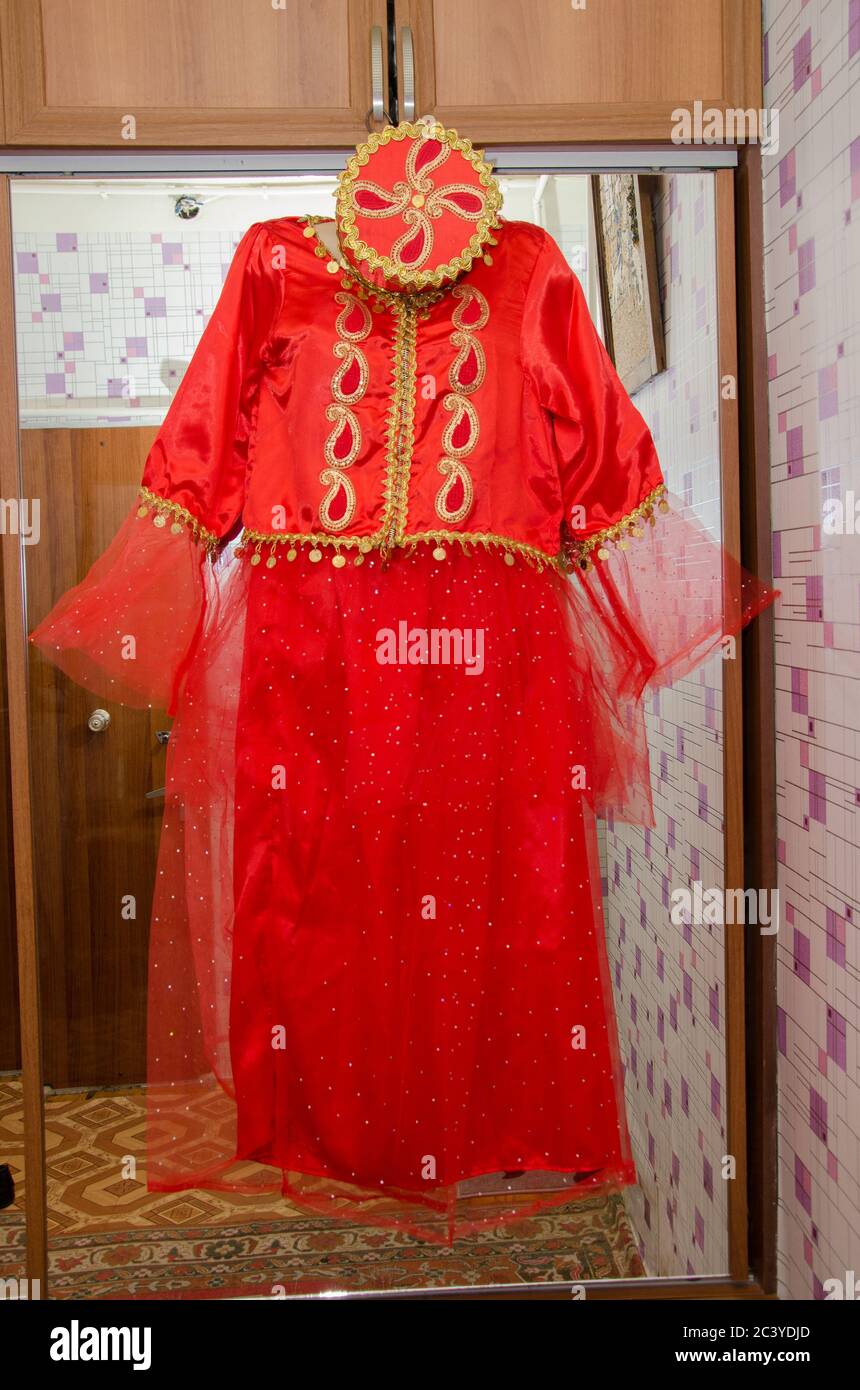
[12,167,732,1295]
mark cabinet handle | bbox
[400,26,415,122]
[366,25,391,131]
[87,708,111,733]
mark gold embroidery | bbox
[136,486,218,551]
[304,221,473,554]
[448,332,486,395]
[320,290,371,533]
[440,394,479,459]
[451,282,490,331]
[435,459,474,525]
[271,210,674,573]
[331,341,369,404]
[562,484,669,571]
[319,469,356,532]
[336,123,503,290]
[368,139,492,272]
[434,284,487,525]
[405,134,450,186]
[430,184,492,221]
[348,177,411,219]
[323,403,361,469]
[334,290,372,341]
[379,299,418,561]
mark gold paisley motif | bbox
[319,468,357,532]
[349,178,411,218]
[321,292,371,532]
[441,393,479,458]
[334,290,372,342]
[435,459,474,524]
[406,136,450,187]
[433,285,488,526]
[390,211,434,270]
[331,341,369,404]
[323,402,361,470]
[451,284,490,331]
[431,185,489,221]
[447,330,486,395]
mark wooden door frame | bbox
[0,174,47,1295]
[0,155,777,1300]
[735,144,779,1298]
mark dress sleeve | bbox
[29,220,283,712]
[522,230,776,700]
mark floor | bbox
[0,1077,647,1297]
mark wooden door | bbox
[0,0,389,146]
[395,0,762,143]
[24,427,165,1088]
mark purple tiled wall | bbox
[763,0,860,1300]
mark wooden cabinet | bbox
[0,0,762,149]
[0,0,389,145]
[396,0,762,143]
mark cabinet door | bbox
[396,0,761,143]
[0,0,388,146]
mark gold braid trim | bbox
[237,525,568,574]
[136,483,670,575]
[563,484,669,571]
[379,301,418,558]
[236,489,672,574]
[405,530,561,572]
[136,486,219,552]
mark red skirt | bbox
[146,547,637,1241]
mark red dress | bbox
[30,212,774,1242]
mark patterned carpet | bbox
[0,1078,646,1297]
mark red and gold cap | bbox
[335,121,503,293]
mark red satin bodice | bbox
[139,215,665,573]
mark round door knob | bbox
[87,709,111,733]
